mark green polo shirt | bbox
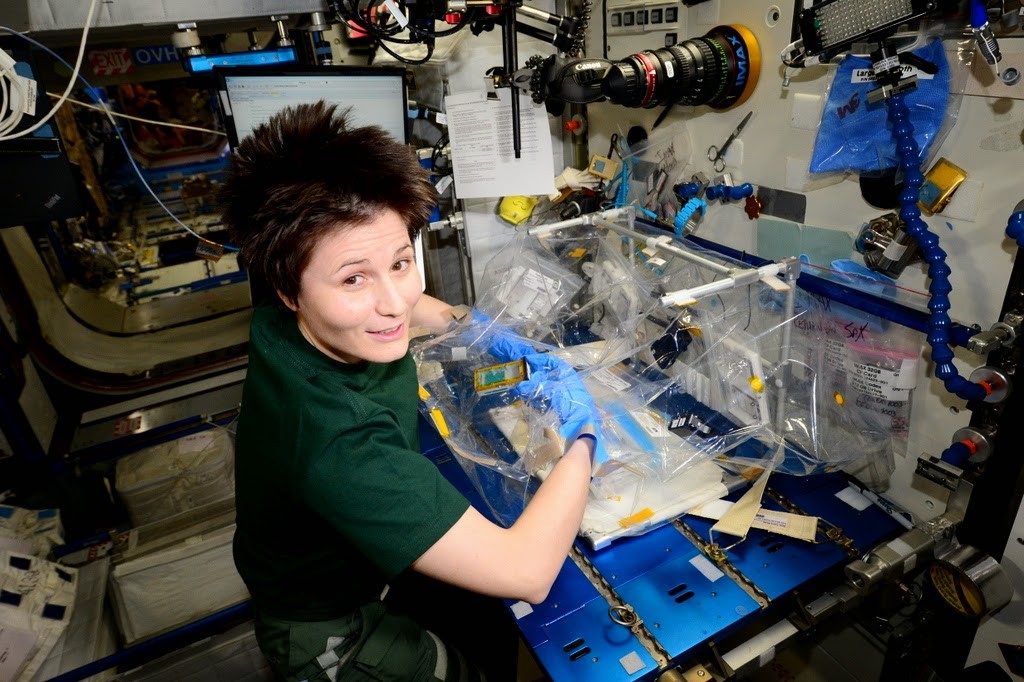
[233,305,470,621]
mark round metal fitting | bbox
[929,544,1013,617]
[608,604,638,626]
[308,11,330,31]
[951,426,995,464]
[1001,67,1021,86]
[969,366,1012,403]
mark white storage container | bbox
[118,622,272,681]
[115,429,235,527]
[109,520,249,645]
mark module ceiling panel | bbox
[0,0,330,33]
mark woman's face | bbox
[280,209,422,364]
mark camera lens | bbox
[602,24,760,109]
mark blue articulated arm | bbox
[673,197,707,235]
[1005,210,1024,248]
[705,182,754,202]
[885,94,989,402]
[940,440,973,467]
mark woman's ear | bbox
[277,289,299,312]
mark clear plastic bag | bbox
[755,282,922,489]
[415,218,912,543]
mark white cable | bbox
[0,66,25,136]
[0,0,98,141]
[48,92,228,136]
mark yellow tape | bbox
[430,408,450,438]
[618,508,655,528]
[418,385,430,401]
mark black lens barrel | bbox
[602,26,752,109]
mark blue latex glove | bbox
[514,353,608,468]
[469,310,608,467]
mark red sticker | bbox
[88,48,134,76]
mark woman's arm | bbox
[410,294,463,333]
[411,437,594,604]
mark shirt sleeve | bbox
[303,414,471,578]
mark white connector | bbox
[0,48,16,71]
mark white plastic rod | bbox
[595,218,734,275]
[528,206,636,237]
[660,263,787,307]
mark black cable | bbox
[334,0,471,45]
[430,133,452,175]
[376,38,435,64]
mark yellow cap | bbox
[748,375,765,393]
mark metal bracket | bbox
[966,311,1023,354]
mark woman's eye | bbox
[343,274,364,286]
[393,259,411,272]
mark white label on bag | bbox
[631,410,668,438]
[591,367,631,392]
[851,66,935,83]
[179,431,214,454]
[498,266,562,319]
[847,360,915,400]
[824,338,848,370]
[895,358,919,389]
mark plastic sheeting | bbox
[414,219,918,546]
[115,427,236,527]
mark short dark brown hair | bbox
[220,101,435,306]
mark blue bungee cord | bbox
[886,93,989,403]
[1005,208,1024,247]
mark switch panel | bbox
[603,0,688,60]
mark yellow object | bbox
[918,158,967,215]
[929,564,985,616]
[418,385,430,401]
[720,24,761,109]
[498,195,539,225]
[473,359,528,395]
[747,376,765,393]
[833,391,845,406]
[618,508,655,528]
[429,408,450,437]
[740,466,764,480]
[587,155,620,180]
[568,247,588,258]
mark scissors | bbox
[707,111,753,172]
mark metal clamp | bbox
[966,312,1023,354]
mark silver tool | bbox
[707,111,752,172]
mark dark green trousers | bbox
[254,601,487,681]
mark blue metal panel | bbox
[682,511,849,600]
[578,523,695,587]
[614,552,761,661]
[512,558,601,648]
[768,473,905,549]
[534,593,660,681]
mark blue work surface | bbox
[419,415,906,681]
[767,473,907,550]
[579,524,762,664]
